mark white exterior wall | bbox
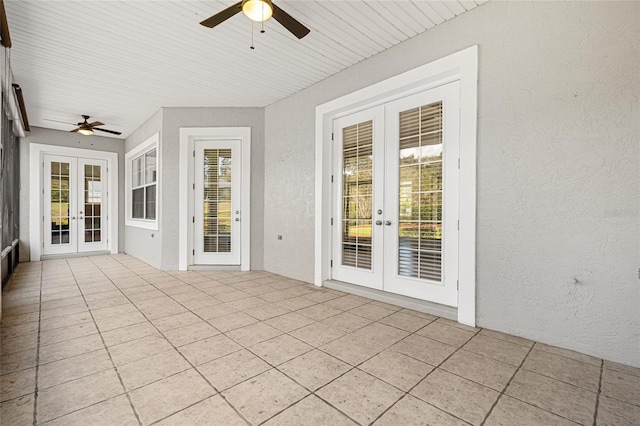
[263,1,640,366]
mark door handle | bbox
[71,216,76,220]
[385,220,392,226]
[375,220,382,226]
[235,218,240,222]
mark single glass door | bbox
[78,158,108,253]
[384,82,460,306]
[194,139,242,265]
[44,156,77,255]
[332,106,385,290]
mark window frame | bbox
[125,133,159,230]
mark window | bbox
[126,133,159,229]
[131,148,156,219]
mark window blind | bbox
[398,102,443,281]
[342,120,373,270]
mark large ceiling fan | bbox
[45,115,122,136]
[200,0,310,39]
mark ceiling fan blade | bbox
[272,3,310,39]
[88,121,105,127]
[93,127,122,136]
[70,128,80,133]
[200,1,243,28]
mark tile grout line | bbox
[592,359,604,426]
[366,325,483,426]
[31,261,44,426]
[254,313,468,425]
[67,258,144,426]
[16,262,633,425]
[131,260,382,426]
[101,256,253,426]
[479,341,535,426]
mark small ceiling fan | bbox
[200,0,310,39]
[45,115,122,136]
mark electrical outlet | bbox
[277,235,283,240]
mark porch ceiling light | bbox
[242,0,273,22]
[78,124,93,136]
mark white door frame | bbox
[179,127,251,271]
[315,46,478,326]
[29,143,119,261]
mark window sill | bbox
[125,219,158,231]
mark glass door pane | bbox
[203,149,232,253]
[50,161,71,245]
[194,139,241,266]
[84,164,103,243]
[398,102,443,281]
[342,121,373,270]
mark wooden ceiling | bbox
[5,0,486,137]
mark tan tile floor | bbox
[1,255,639,425]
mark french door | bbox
[332,82,460,307]
[193,139,242,265]
[43,155,108,255]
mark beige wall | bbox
[263,1,640,366]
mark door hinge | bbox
[457,280,459,290]
[331,133,334,141]
[330,260,333,267]
[193,151,195,157]
[331,175,334,183]
[192,183,195,190]
[458,158,460,169]
[192,249,195,255]
[331,218,333,226]
[457,220,460,230]
[192,216,195,223]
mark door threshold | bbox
[188,265,241,271]
[41,251,111,261]
[323,279,457,321]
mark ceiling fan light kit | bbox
[77,125,93,136]
[242,0,272,22]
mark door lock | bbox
[375,220,382,226]
[385,220,392,226]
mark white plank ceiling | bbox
[5,0,486,137]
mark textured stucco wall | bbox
[19,127,126,260]
[124,110,163,268]
[160,107,265,271]
[263,1,640,366]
